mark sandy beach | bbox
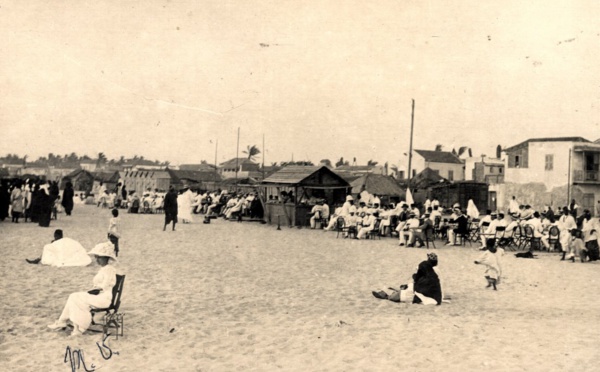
[1,205,599,372]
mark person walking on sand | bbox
[474,239,501,290]
[163,186,178,231]
[61,182,75,216]
[47,242,117,337]
[107,208,121,257]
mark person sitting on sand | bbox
[26,229,92,267]
[47,242,117,336]
[372,252,444,305]
[474,239,501,290]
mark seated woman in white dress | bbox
[47,242,117,336]
[26,230,92,267]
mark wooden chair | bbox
[522,225,541,251]
[335,217,346,238]
[493,226,508,248]
[368,219,382,240]
[90,274,125,339]
[423,224,436,249]
[547,226,561,251]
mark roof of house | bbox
[411,167,448,189]
[261,166,350,187]
[178,163,217,171]
[350,174,405,197]
[414,150,463,164]
[92,171,120,183]
[335,165,377,172]
[65,168,94,179]
[219,158,257,167]
[503,137,591,152]
[167,169,222,183]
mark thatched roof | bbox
[92,171,120,183]
[350,174,405,197]
[411,167,447,189]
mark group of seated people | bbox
[193,190,263,220]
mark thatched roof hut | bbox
[350,174,405,205]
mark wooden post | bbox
[407,99,415,185]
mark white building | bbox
[411,150,464,181]
[501,137,600,214]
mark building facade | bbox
[411,150,465,181]
[501,137,600,214]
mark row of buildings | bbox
[2,136,599,213]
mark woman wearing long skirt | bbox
[10,181,24,223]
[61,182,75,216]
[47,242,117,336]
[38,185,53,227]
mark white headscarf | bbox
[467,199,479,219]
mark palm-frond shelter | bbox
[259,166,351,226]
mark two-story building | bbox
[502,137,600,213]
[464,156,505,184]
[411,150,465,181]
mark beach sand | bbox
[1,205,599,371]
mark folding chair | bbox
[90,274,126,339]
[493,226,508,248]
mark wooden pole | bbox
[214,139,218,190]
[235,127,240,189]
[262,133,265,180]
[567,148,572,205]
[407,99,415,185]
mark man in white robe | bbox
[26,230,92,267]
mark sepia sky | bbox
[1,0,599,168]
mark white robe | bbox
[58,265,117,331]
[41,238,92,267]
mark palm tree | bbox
[242,145,261,161]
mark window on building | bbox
[489,166,494,173]
[514,155,520,168]
[448,170,454,181]
[545,154,554,171]
[499,167,503,174]
[398,170,405,179]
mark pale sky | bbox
[1,0,598,168]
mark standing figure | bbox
[61,182,75,216]
[107,209,121,257]
[10,181,24,223]
[163,186,178,231]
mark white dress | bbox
[177,191,194,222]
[41,238,92,267]
[58,265,117,331]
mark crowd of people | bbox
[0,178,74,227]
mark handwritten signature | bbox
[64,333,120,372]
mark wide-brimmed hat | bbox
[346,195,354,202]
[88,242,117,262]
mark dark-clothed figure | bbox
[38,185,53,227]
[163,187,178,231]
[0,181,10,221]
[61,182,75,216]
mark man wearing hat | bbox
[446,208,469,246]
[340,195,354,217]
[357,209,379,239]
[343,205,359,238]
[395,204,410,246]
[48,241,117,336]
[401,212,420,246]
[408,212,433,247]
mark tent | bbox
[349,174,405,206]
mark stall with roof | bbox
[349,173,406,206]
[259,165,351,226]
